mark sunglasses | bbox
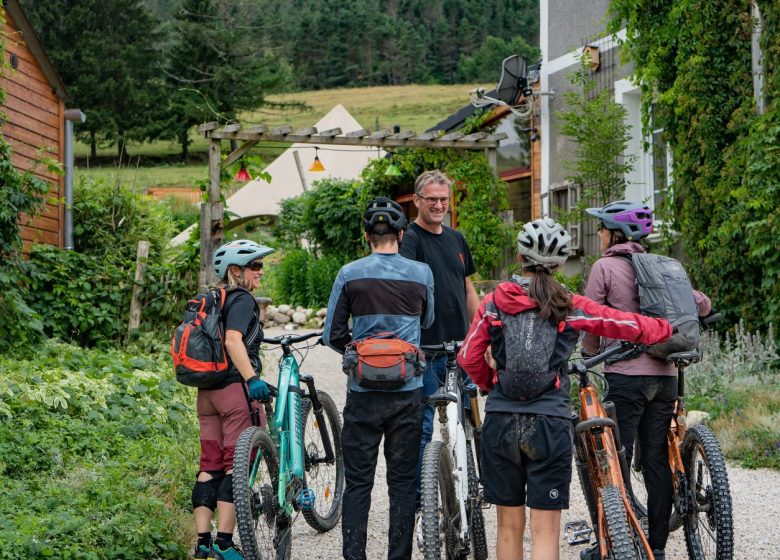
[416,194,450,206]
[245,261,264,271]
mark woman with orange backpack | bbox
[457,218,673,560]
[190,240,272,560]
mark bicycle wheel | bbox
[301,390,345,532]
[601,485,640,560]
[681,424,734,560]
[465,440,487,560]
[421,440,460,560]
[234,427,280,560]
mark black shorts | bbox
[480,413,573,509]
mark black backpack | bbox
[622,253,701,359]
[170,288,229,388]
[485,298,577,401]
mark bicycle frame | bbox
[571,343,654,559]
[425,342,482,549]
[254,333,336,517]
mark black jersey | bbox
[400,222,476,346]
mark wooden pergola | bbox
[197,121,507,289]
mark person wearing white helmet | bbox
[458,218,672,560]
[192,239,273,560]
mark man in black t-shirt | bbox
[399,169,479,507]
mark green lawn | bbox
[75,163,209,190]
[75,82,489,162]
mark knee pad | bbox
[192,478,220,511]
[217,474,234,504]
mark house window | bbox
[651,127,671,211]
[549,182,581,251]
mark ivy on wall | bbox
[608,0,780,337]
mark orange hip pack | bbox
[344,334,426,389]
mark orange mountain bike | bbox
[565,341,654,560]
[626,313,733,560]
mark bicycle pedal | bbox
[564,520,593,546]
[297,488,316,510]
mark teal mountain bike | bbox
[233,331,344,560]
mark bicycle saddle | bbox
[427,391,457,405]
[666,350,700,363]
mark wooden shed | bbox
[1,0,69,248]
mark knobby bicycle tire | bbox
[421,440,460,559]
[465,440,487,560]
[234,427,280,560]
[300,390,345,532]
[681,424,734,560]
[601,485,640,560]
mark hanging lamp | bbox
[309,147,325,172]
[235,163,252,181]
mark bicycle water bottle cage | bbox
[427,391,457,405]
[297,488,316,511]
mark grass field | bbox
[74,83,488,169]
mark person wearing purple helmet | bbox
[580,202,711,560]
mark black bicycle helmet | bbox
[363,197,407,233]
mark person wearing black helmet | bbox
[323,197,434,560]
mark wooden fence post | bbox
[127,240,150,339]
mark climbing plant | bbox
[607,0,780,338]
[361,148,512,279]
[556,50,635,225]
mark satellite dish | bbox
[496,55,528,105]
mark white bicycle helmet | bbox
[213,240,275,280]
[517,218,572,272]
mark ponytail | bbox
[526,267,573,325]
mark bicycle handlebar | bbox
[262,331,323,346]
[420,340,464,354]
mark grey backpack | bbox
[485,301,563,401]
[624,253,700,359]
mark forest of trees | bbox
[19,0,538,159]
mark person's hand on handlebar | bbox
[246,375,270,401]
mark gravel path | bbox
[261,328,780,559]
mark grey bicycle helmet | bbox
[517,218,572,271]
[585,200,653,241]
[213,239,274,280]
[363,197,407,233]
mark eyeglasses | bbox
[246,261,264,271]
[416,194,450,206]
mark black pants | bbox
[341,388,423,560]
[606,374,677,551]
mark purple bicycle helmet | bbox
[585,200,653,241]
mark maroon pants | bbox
[197,382,264,472]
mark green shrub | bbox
[21,246,129,347]
[266,249,344,308]
[73,176,175,266]
[0,340,197,558]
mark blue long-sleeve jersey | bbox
[323,252,434,392]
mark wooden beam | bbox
[346,129,370,138]
[292,126,317,136]
[389,130,415,140]
[223,140,258,168]
[369,129,393,139]
[199,138,223,291]
[199,122,218,133]
[246,125,267,134]
[440,131,464,142]
[461,131,488,142]
[415,131,440,141]
[205,130,503,149]
[222,123,241,133]
[270,125,293,136]
[316,128,342,137]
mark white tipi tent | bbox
[171,104,382,245]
